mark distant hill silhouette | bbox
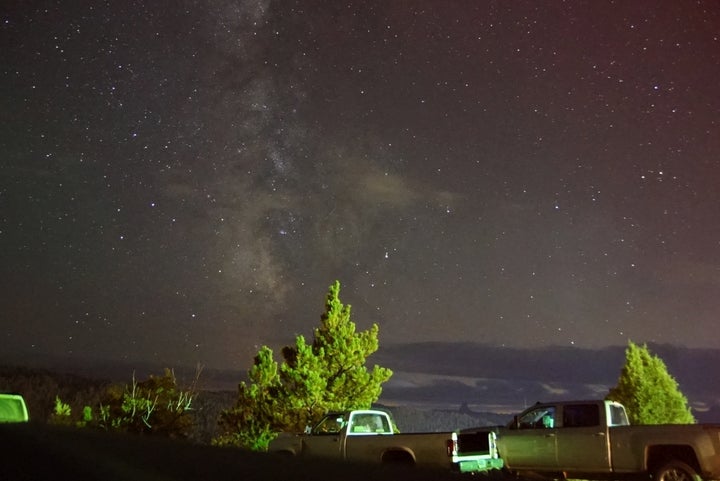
[3,342,720,423]
[372,342,720,421]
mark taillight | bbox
[447,435,458,456]
[445,433,459,456]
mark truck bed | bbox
[342,432,453,468]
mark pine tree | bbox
[214,347,283,450]
[214,280,393,450]
[279,280,393,431]
[606,341,695,424]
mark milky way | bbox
[2,1,719,370]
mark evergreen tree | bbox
[279,280,393,431]
[606,341,695,424]
[214,280,393,450]
[213,347,282,451]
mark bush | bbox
[52,368,200,438]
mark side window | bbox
[609,405,629,426]
[314,415,345,434]
[562,404,600,428]
[518,406,556,429]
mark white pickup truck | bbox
[458,399,720,481]
[268,408,499,471]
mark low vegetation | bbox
[0,365,503,440]
[49,368,200,438]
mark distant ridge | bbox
[3,343,720,421]
[373,342,720,421]
[0,352,245,392]
[375,342,720,391]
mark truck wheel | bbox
[653,460,701,481]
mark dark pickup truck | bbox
[456,399,720,481]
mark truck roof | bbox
[325,409,391,417]
[528,399,623,408]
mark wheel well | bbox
[273,449,297,457]
[381,449,415,465]
[646,445,700,473]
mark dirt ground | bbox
[0,423,509,481]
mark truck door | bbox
[499,405,558,470]
[344,412,393,463]
[304,414,346,458]
[556,403,611,472]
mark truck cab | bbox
[299,410,393,458]
[312,410,394,436]
[500,400,628,472]
[272,410,395,458]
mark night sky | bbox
[2,1,719,372]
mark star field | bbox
[1,0,719,370]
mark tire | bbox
[653,460,701,481]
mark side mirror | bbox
[304,425,312,434]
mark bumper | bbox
[454,456,504,474]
